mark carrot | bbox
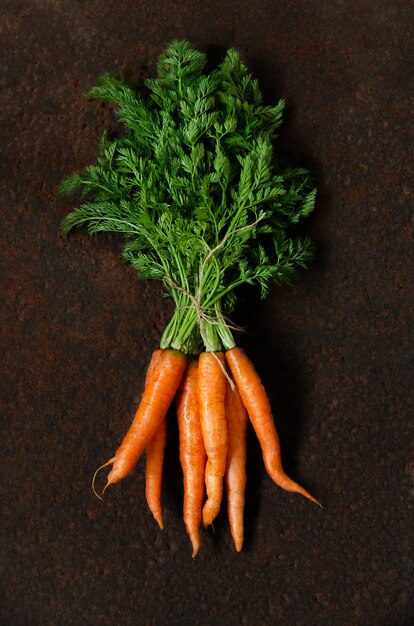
[145,348,167,529]
[176,359,206,557]
[225,379,248,552]
[198,351,228,528]
[105,349,187,487]
[225,347,320,506]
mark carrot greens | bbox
[61,40,315,354]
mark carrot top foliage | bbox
[61,40,316,354]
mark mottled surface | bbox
[1,1,413,625]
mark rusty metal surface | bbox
[1,1,413,624]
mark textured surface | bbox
[1,1,413,625]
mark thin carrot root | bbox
[145,419,167,529]
[225,380,248,552]
[91,457,116,500]
[145,349,167,529]
[177,359,206,557]
[263,453,321,506]
[226,347,321,508]
[198,352,228,528]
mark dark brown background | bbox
[1,1,413,625]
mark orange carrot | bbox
[145,420,167,529]
[225,347,320,506]
[225,379,248,552]
[145,348,167,529]
[198,351,228,528]
[105,349,186,487]
[176,359,206,557]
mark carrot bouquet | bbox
[61,41,320,556]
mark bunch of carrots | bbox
[62,41,320,555]
[97,347,319,556]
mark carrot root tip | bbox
[202,503,219,529]
[190,534,201,557]
[301,490,322,508]
[202,516,213,530]
[232,536,243,552]
[152,512,164,530]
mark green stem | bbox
[204,278,246,308]
[160,297,228,354]
[199,317,222,352]
[160,304,199,354]
[214,302,236,350]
